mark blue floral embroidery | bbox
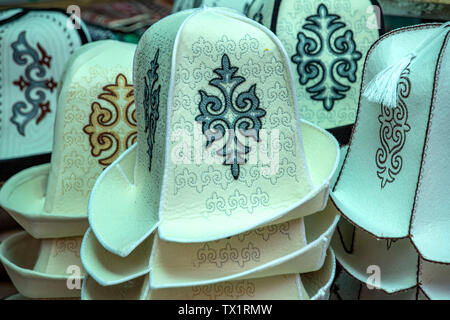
[144,49,161,172]
[291,4,362,111]
[196,54,266,180]
[10,31,57,136]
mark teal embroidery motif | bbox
[291,4,362,111]
[196,54,266,180]
[144,49,161,172]
[11,31,57,136]
[244,0,264,24]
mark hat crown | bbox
[0,9,90,160]
[134,8,316,241]
[333,24,450,238]
[246,0,381,129]
[43,40,137,216]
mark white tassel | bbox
[363,53,415,108]
[363,22,450,109]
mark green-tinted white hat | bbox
[332,23,450,266]
[0,40,137,239]
[246,0,383,129]
[88,7,339,258]
[0,8,90,161]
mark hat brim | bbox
[81,228,154,286]
[81,274,150,300]
[331,214,418,294]
[89,120,339,256]
[0,164,88,238]
[0,231,84,299]
[81,249,335,300]
[149,201,339,289]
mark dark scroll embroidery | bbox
[376,67,411,188]
[196,54,266,180]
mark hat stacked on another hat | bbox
[80,7,342,300]
[245,0,383,141]
[330,23,450,300]
[0,40,138,299]
[0,8,91,180]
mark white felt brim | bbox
[81,274,150,300]
[89,120,339,256]
[332,216,419,294]
[0,232,83,299]
[81,249,335,300]
[81,228,154,286]
[149,202,339,289]
[0,164,88,238]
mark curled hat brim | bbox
[0,231,84,299]
[81,228,154,287]
[89,120,339,257]
[0,164,88,239]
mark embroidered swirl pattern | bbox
[376,67,411,188]
[54,238,82,257]
[83,73,137,166]
[237,222,291,242]
[195,242,261,268]
[291,4,362,112]
[144,49,161,172]
[10,31,57,135]
[192,280,256,300]
[196,54,266,180]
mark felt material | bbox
[81,249,336,300]
[150,202,339,288]
[0,164,88,238]
[332,215,418,293]
[0,9,90,160]
[333,24,450,239]
[172,0,252,13]
[0,231,85,298]
[409,31,450,263]
[149,275,309,300]
[0,40,138,239]
[89,8,339,255]
[246,0,382,129]
[81,228,154,286]
[419,259,450,300]
[82,274,149,300]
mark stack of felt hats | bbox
[0,9,90,171]
[330,23,450,299]
[79,7,342,300]
[0,40,138,300]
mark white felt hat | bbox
[0,8,90,161]
[88,7,340,259]
[0,40,137,239]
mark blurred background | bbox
[0,0,449,300]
